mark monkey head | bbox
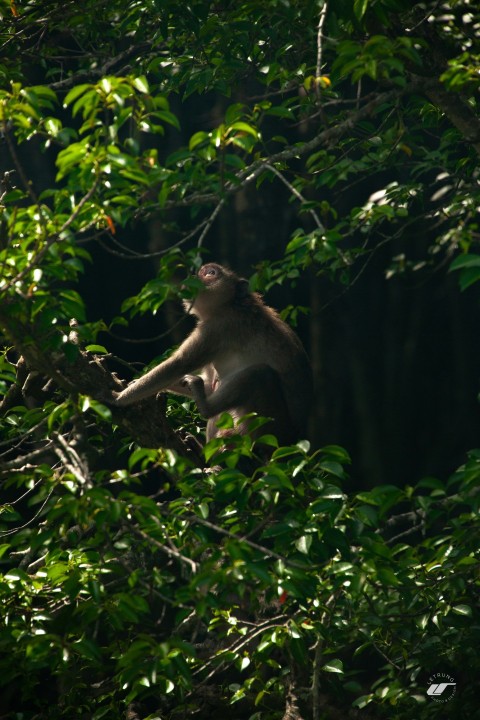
[185,263,249,320]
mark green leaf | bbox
[29,85,58,102]
[321,485,345,499]
[0,543,11,559]
[452,604,472,617]
[73,637,103,663]
[323,659,344,674]
[228,121,259,138]
[153,110,181,130]
[449,253,480,271]
[83,399,112,420]
[352,694,374,709]
[376,567,400,586]
[225,103,246,124]
[189,131,209,150]
[353,0,369,20]
[319,460,346,479]
[133,75,150,94]
[355,504,378,526]
[85,345,108,354]
[295,535,312,554]
[459,267,480,290]
[63,83,92,107]
[264,105,296,120]
[44,117,62,136]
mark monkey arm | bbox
[113,356,183,406]
[113,329,213,407]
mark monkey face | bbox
[191,264,250,319]
[192,264,232,317]
[198,263,223,286]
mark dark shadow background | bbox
[76,192,480,490]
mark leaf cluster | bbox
[0,424,479,718]
[1,1,480,717]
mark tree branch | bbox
[156,87,403,213]
[0,304,202,459]
[421,77,480,156]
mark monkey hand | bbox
[102,390,122,406]
[181,375,210,416]
[181,374,207,403]
[105,388,167,409]
[181,374,205,394]
[108,388,138,407]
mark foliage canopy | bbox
[1,1,480,718]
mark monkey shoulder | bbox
[201,298,307,365]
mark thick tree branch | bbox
[422,78,480,156]
[159,87,403,211]
[158,77,480,216]
[0,304,201,459]
[49,43,152,91]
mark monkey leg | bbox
[184,364,292,443]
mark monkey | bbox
[112,263,313,445]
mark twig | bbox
[187,513,317,570]
[311,592,336,720]
[49,43,151,91]
[263,163,325,232]
[315,2,328,101]
[372,641,403,672]
[52,431,90,486]
[0,485,55,536]
[104,207,223,260]
[58,177,99,234]
[312,636,323,720]
[262,162,351,264]
[192,615,287,683]
[129,525,198,573]
[196,198,225,248]
[0,443,52,469]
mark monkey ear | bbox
[237,278,250,298]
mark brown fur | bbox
[114,263,313,443]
